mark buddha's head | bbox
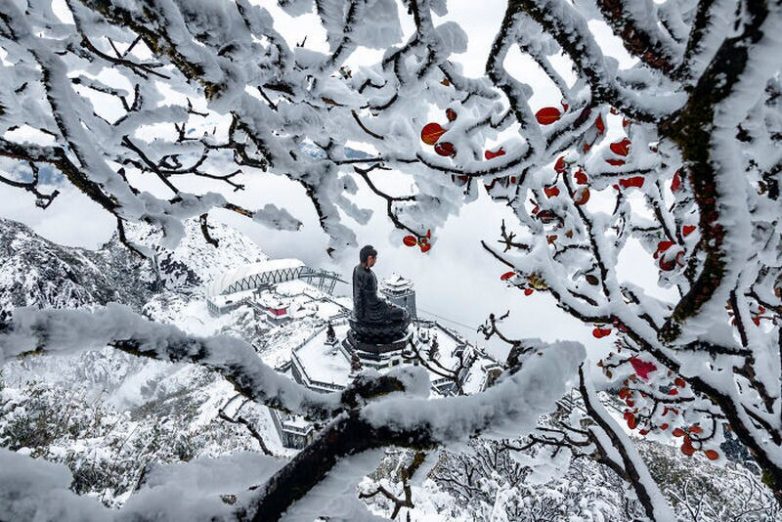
[360,245,377,268]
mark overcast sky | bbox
[0,0,667,363]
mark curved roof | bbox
[382,273,413,290]
[207,259,306,296]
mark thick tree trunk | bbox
[245,411,437,521]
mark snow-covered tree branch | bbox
[1,0,781,518]
[0,305,584,519]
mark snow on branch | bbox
[0,304,408,420]
[1,303,586,520]
[244,340,585,520]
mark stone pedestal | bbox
[348,315,411,345]
[342,327,411,370]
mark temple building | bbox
[380,273,417,319]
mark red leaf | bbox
[544,185,560,198]
[681,441,695,457]
[500,271,516,281]
[689,425,703,434]
[668,388,679,396]
[672,428,686,437]
[426,229,432,239]
[682,225,696,237]
[671,170,682,192]
[419,242,432,253]
[561,99,569,111]
[654,241,675,258]
[421,122,445,145]
[704,449,720,461]
[627,415,637,430]
[595,115,605,134]
[610,138,631,156]
[659,248,684,271]
[619,176,645,189]
[524,288,534,296]
[622,117,631,128]
[402,235,417,247]
[574,187,590,206]
[554,156,567,173]
[606,158,626,167]
[445,108,458,122]
[434,142,456,157]
[536,210,558,224]
[592,327,612,339]
[629,357,657,380]
[535,106,562,125]
[574,170,588,185]
[660,423,669,430]
[674,377,686,388]
[484,147,506,160]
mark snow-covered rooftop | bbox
[381,273,413,291]
[207,289,256,308]
[207,259,306,296]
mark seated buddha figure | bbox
[351,245,410,343]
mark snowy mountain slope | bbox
[0,216,270,317]
[0,215,272,402]
[126,218,268,294]
[0,215,276,400]
[0,218,152,312]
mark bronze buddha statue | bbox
[350,245,410,343]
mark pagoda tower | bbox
[380,273,417,320]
